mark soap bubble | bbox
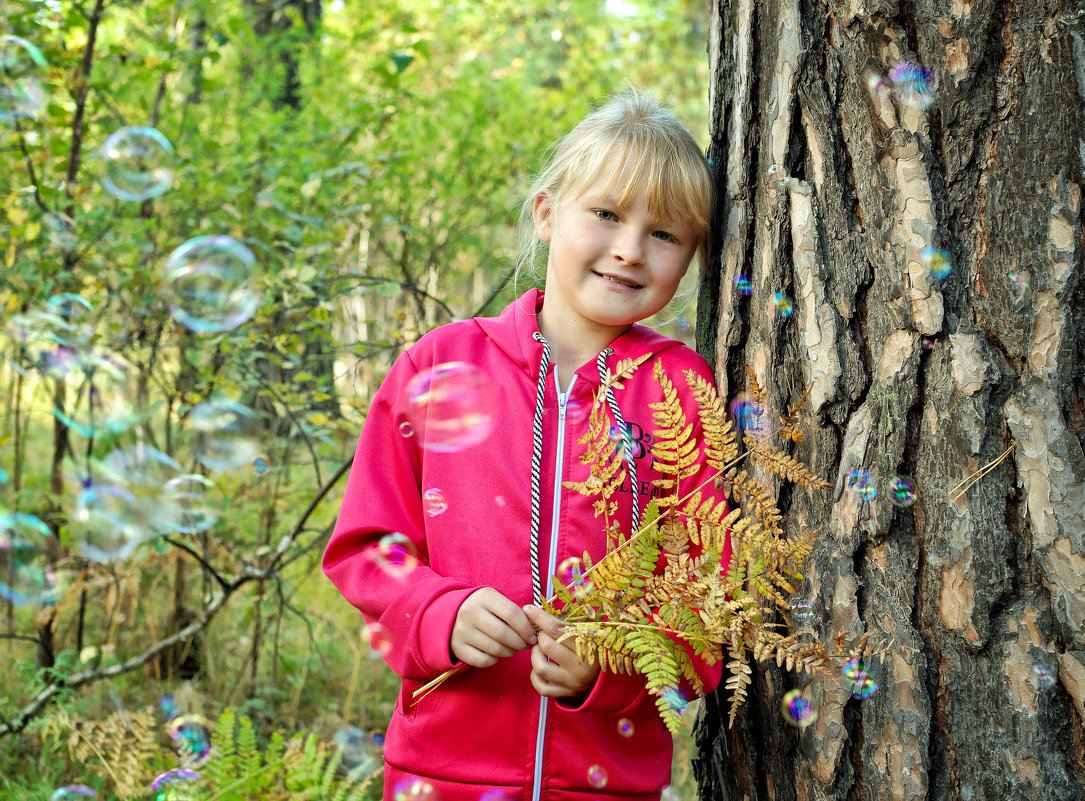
[887,475,918,507]
[1008,269,1029,291]
[493,495,507,507]
[42,211,78,250]
[767,164,789,188]
[422,487,448,517]
[556,556,593,598]
[781,689,816,728]
[773,292,794,318]
[71,481,145,562]
[734,274,753,296]
[98,126,175,202]
[6,310,86,377]
[661,685,688,713]
[728,393,765,437]
[787,595,815,630]
[164,236,261,333]
[564,397,589,423]
[50,787,97,801]
[866,71,891,98]
[167,714,213,766]
[617,717,635,737]
[0,35,47,121]
[369,532,421,580]
[334,725,382,775]
[478,792,516,801]
[158,693,179,721]
[888,61,936,110]
[847,468,877,502]
[163,475,217,534]
[841,658,879,698]
[0,511,59,606]
[586,764,608,789]
[392,777,439,801]
[920,246,953,280]
[46,293,94,338]
[0,466,8,487]
[403,362,496,452]
[149,768,205,801]
[102,443,183,532]
[1033,663,1056,691]
[362,622,393,658]
[398,422,414,438]
[188,397,261,471]
[53,350,140,437]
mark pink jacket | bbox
[324,290,726,800]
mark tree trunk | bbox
[694,1,1085,799]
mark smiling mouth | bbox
[595,272,643,289]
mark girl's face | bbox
[533,180,699,340]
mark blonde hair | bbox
[515,86,713,285]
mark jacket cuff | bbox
[416,587,477,674]
[554,668,646,714]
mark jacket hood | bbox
[475,288,691,385]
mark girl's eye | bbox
[594,209,617,222]
[653,230,678,243]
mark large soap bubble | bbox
[0,35,47,122]
[98,126,175,201]
[402,362,497,452]
[164,236,261,333]
[0,510,59,606]
[188,397,261,471]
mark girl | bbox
[324,87,725,800]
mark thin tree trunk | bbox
[695,1,1085,799]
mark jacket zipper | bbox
[531,374,576,801]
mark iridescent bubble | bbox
[149,768,205,801]
[398,422,414,438]
[0,511,59,606]
[661,786,679,801]
[42,211,78,250]
[887,475,918,507]
[847,468,877,502]
[53,350,140,437]
[564,397,589,424]
[164,236,261,333]
[334,725,382,775]
[1034,663,1056,691]
[0,35,47,122]
[889,61,936,110]
[252,455,269,475]
[781,689,816,728]
[403,362,497,452]
[617,717,635,737]
[167,714,213,767]
[163,474,217,534]
[71,480,145,562]
[158,693,179,721]
[841,658,879,699]
[773,292,794,318]
[586,764,608,789]
[478,792,515,801]
[50,786,97,801]
[734,274,753,296]
[6,310,84,377]
[101,443,183,534]
[788,595,814,630]
[494,495,507,507]
[922,338,935,350]
[0,466,9,488]
[46,293,94,340]
[1008,269,1029,290]
[392,778,439,801]
[866,71,891,98]
[677,317,690,329]
[362,622,393,658]
[98,126,175,202]
[369,532,421,580]
[422,487,448,517]
[728,393,764,437]
[556,556,593,598]
[188,397,261,472]
[661,685,688,713]
[920,246,953,280]
[767,164,790,189]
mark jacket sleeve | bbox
[322,349,478,682]
[558,348,729,715]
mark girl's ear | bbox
[532,192,553,242]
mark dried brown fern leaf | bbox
[605,352,654,389]
[745,365,768,406]
[683,368,739,469]
[775,383,813,443]
[747,442,833,491]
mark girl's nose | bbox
[612,228,645,265]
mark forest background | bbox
[0,0,715,797]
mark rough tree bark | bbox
[693,1,1085,799]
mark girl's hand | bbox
[451,588,538,668]
[523,604,601,699]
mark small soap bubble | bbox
[781,689,816,728]
[661,685,688,713]
[149,768,205,801]
[888,61,936,110]
[167,714,213,767]
[158,693,179,721]
[676,317,690,329]
[423,487,448,517]
[478,792,516,801]
[887,475,918,507]
[564,397,589,424]
[922,338,935,350]
[866,71,891,98]
[0,35,47,121]
[0,511,59,606]
[767,164,790,189]
[334,725,382,775]
[920,246,953,279]
[398,421,414,438]
[0,466,9,487]
[370,532,421,580]
[189,397,261,472]
[586,764,608,789]
[98,126,175,202]
[165,236,261,333]
[787,595,815,629]
[773,292,794,318]
[252,455,269,475]
[617,717,635,737]
[728,393,765,437]
[493,495,506,507]
[557,556,593,598]
[1033,663,1056,691]
[1008,269,1029,290]
[847,468,878,502]
[661,787,680,801]
[50,786,97,801]
[162,475,217,534]
[42,211,78,250]
[403,362,497,452]
[734,274,753,296]
[841,658,879,699]
[362,622,393,658]
[392,778,439,801]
